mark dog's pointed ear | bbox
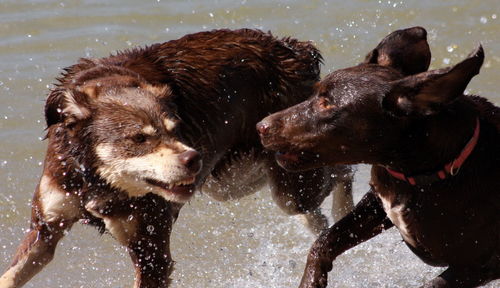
[384,45,484,115]
[364,26,431,76]
[45,86,94,128]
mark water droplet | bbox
[147,225,155,233]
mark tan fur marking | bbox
[39,175,81,223]
[0,264,18,287]
[95,143,195,202]
[174,141,192,152]
[141,83,170,97]
[163,118,177,132]
[103,217,137,246]
[141,125,156,135]
[85,200,137,246]
[379,195,416,247]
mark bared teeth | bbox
[174,177,195,186]
[146,177,195,190]
[144,177,195,196]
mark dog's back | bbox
[1,29,354,288]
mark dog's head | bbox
[45,67,202,203]
[258,27,484,171]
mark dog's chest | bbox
[378,193,418,247]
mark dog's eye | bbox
[317,97,336,110]
[132,133,147,143]
[65,118,77,130]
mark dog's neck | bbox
[381,97,479,177]
[44,124,101,197]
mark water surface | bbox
[0,1,498,287]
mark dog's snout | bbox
[179,150,202,174]
[256,121,271,136]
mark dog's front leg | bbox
[266,160,332,235]
[128,230,174,288]
[127,197,181,288]
[330,165,355,222]
[299,190,392,288]
[0,175,79,288]
[0,221,73,288]
[87,194,180,288]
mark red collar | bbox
[385,118,480,186]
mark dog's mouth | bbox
[145,177,196,197]
[276,151,301,162]
[275,150,318,171]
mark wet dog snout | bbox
[179,150,202,174]
[256,121,271,136]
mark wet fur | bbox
[258,27,499,288]
[0,29,354,288]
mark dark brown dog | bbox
[258,27,499,287]
[0,29,354,288]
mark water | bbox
[0,1,498,287]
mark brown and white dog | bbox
[0,29,354,288]
[258,27,499,287]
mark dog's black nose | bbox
[179,150,202,174]
[256,121,270,136]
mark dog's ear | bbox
[384,45,484,116]
[45,86,94,128]
[364,26,431,76]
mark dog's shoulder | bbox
[468,95,500,131]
